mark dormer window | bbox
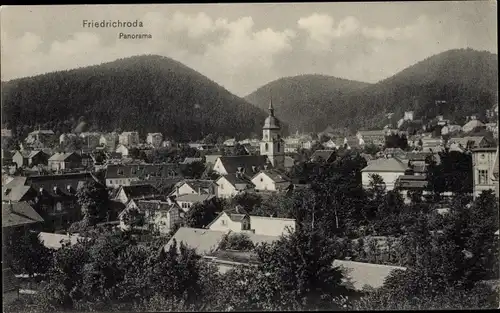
[53,186,58,194]
[39,187,44,194]
[118,169,124,176]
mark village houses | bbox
[146,132,163,148]
[119,131,140,147]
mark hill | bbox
[1,55,272,143]
[244,74,371,133]
[245,49,498,133]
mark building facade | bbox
[260,97,285,169]
[472,147,498,198]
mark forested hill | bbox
[245,49,498,133]
[244,74,371,133]
[1,55,271,142]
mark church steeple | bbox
[268,89,275,117]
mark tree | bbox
[76,180,110,225]
[230,192,263,213]
[219,233,255,251]
[218,227,351,311]
[4,229,53,277]
[180,161,206,179]
[184,198,222,228]
[202,133,217,145]
[120,207,145,231]
[229,143,249,156]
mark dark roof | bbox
[229,213,248,222]
[405,152,433,161]
[395,175,428,189]
[218,174,255,189]
[310,149,335,162]
[106,163,180,179]
[2,268,19,293]
[263,115,281,130]
[178,179,216,192]
[136,200,179,212]
[2,185,36,202]
[120,184,161,200]
[48,152,81,161]
[218,155,269,174]
[26,172,101,198]
[2,202,44,228]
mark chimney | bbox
[176,185,180,195]
[198,187,201,195]
[252,166,256,173]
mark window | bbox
[55,202,62,212]
[220,184,224,190]
[221,219,227,226]
[118,169,124,176]
[260,178,263,182]
[265,143,269,152]
[478,170,489,185]
[277,142,280,152]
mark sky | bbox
[1,2,497,96]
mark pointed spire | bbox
[268,88,274,117]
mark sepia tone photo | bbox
[1,2,498,311]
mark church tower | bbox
[260,94,285,169]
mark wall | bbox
[362,171,405,191]
[249,216,296,237]
[472,150,496,198]
[217,177,239,198]
[209,213,243,232]
[252,173,277,191]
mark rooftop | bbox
[164,227,229,255]
[361,157,408,173]
[2,202,44,228]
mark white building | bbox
[260,97,285,170]
[361,158,409,191]
[146,133,163,147]
[119,131,140,147]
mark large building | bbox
[472,147,498,198]
[260,97,285,169]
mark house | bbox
[79,132,101,149]
[2,149,14,164]
[163,227,229,255]
[12,150,49,169]
[1,129,13,148]
[99,132,119,151]
[420,137,443,148]
[310,149,336,163]
[114,184,162,204]
[345,136,362,150]
[462,118,485,133]
[207,211,295,237]
[38,232,87,250]
[356,130,386,146]
[208,211,252,233]
[59,133,78,145]
[394,175,428,203]
[169,179,217,197]
[115,144,130,157]
[485,123,498,138]
[119,199,182,234]
[212,155,269,176]
[284,137,304,153]
[361,158,409,190]
[119,131,140,147]
[448,136,494,150]
[223,138,237,147]
[215,174,255,198]
[105,163,181,188]
[251,170,292,192]
[441,124,462,136]
[204,154,222,168]
[472,147,498,198]
[2,267,20,305]
[333,260,407,292]
[323,139,337,149]
[22,172,102,231]
[249,215,296,237]
[146,133,163,147]
[48,152,82,171]
[180,157,204,164]
[175,194,215,212]
[302,140,318,150]
[25,130,56,147]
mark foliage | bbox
[2,55,269,142]
[426,150,473,194]
[229,192,263,213]
[180,161,206,179]
[76,180,110,226]
[183,198,223,228]
[120,207,145,230]
[4,229,54,276]
[219,233,255,251]
[245,49,497,133]
[384,133,408,149]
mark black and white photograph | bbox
[1,2,499,311]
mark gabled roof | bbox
[163,227,229,255]
[120,184,161,200]
[2,202,44,228]
[217,155,269,174]
[205,154,222,164]
[105,163,181,179]
[178,179,216,192]
[48,152,80,161]
[175,194,214,203]
[254,169,291,183]
[216,174,255,190]
[16,150,46,159]
[229,213,248,222]
[135,200,180,213]
[361,157,409,172]
[333,260,407,291]
[357,130,386,137]
[2,185,35,202]
[38,232,87,250]
[463,119,485,129]
[26,172,101,198]
[180,157,204,164]
[310,149,335,162]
